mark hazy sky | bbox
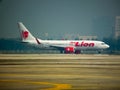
[0,0,120,39]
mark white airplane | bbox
[18,22,109,54]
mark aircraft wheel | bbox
[75,50,81,54]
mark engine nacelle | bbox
[64,47,74,53]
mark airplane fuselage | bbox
[37,39,109,50]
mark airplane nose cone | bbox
[106,45,110,48]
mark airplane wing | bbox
[49,44,75,50]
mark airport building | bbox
[77,36,97,40]
[115,16,120,39]
[63,34,97,40]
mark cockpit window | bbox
[101,43,105,45]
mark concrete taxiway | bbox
[0,54,120,90]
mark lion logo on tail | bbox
[22,31,28,39]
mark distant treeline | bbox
[0,38,36,51]
[103,37,120,54]
[0,38,59,54]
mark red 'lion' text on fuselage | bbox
[70,41,94,47]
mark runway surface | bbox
[0,54,120,90]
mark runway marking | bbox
[2,61,120,64]
[0,73,119,80]
[0,79,71,90]
[1,54,120,60]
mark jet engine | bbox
[64,47,74,53]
